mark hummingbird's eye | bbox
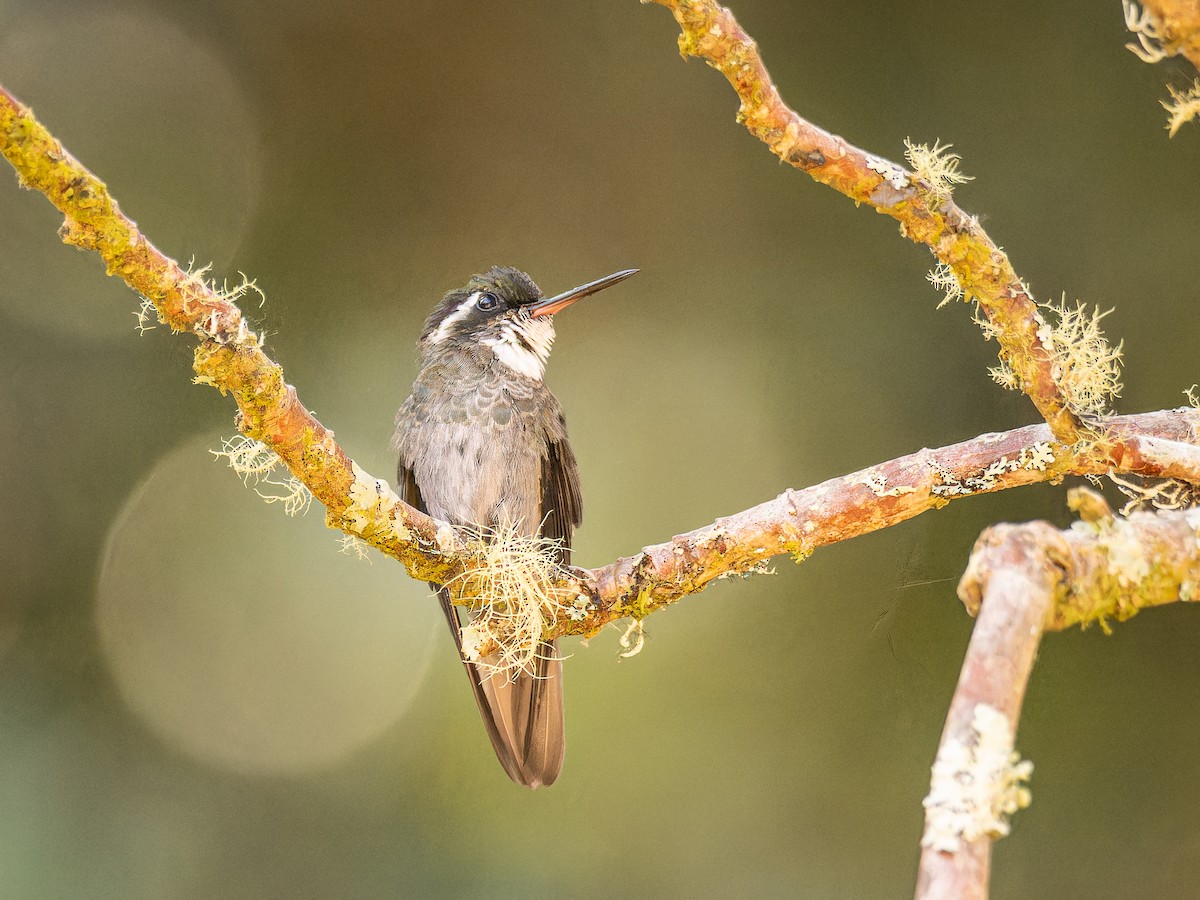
[476,292,500,311]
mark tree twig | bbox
[1137,0,1200,71]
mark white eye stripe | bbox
[429,292,481,344]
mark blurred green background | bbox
[2,0,1199,897]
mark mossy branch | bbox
[570,410,1200,640]
[647,0,1125,445]
[3,84,1200,648]
[0,84,466,588]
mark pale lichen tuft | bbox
[928,262,966,309]
[133,296,160,334]
[904,138,973,207]
[1162,79,1200,137]
[211,435,313,517]
[338,534,373,562]
[1039,296,1123,417]
[446,521,573,681]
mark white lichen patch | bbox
[1020,442,1056,471]
[856,470,918,498]
[345,461,394,534]
[1185,506,1200,538]
[929,459,970,497]
[1123,0,1170,63]
[904,138,973,207]
[564,592,593,622]
[211,435,313,517]
[1099,520,1152,588]
[929,443,1055,499]
[922,704,1033,853]
[866,153,910,191]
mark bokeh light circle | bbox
[96,432,438,776]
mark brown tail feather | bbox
[437,589,565,788]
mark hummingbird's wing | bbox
[397,457,529,784]
[539,436,582,565]
[453,428,578,788]
[493,431,580,784]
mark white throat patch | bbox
[482,317,555,380]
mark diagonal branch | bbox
[647,0,1109,445]
[0,84,467,588]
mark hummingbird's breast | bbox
[392,351,561,537]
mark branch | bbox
[1135,0,1200,71]
[566,411,1200,639]
[1124,0,1200,134]
[647,0,1136,448]
[917,489,1200,897]
[0,84,469,587]
[3,83,1200,645]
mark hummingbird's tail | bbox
[438,588,565,788]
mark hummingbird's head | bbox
[420,265,637,380]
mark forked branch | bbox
[916,489,1200,898]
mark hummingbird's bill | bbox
[526,268,638,318]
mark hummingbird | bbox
[392,265,637,788]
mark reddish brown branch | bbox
[916,526,1055,900]
[566,410,1199,638]
[916,492,1200,898]
[647,0,1116,445]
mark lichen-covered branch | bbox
[964,488,1200,630]
[915,526,1051,900]
[916,489,1200,898]
[558,410,1200,638]
[0,85,466,587]
[648,0,1102,443]
[2,81,1199,642]
[1133,0,1200,71]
